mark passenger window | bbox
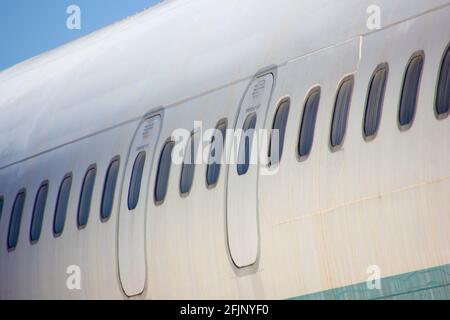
[53,175,72,237]
[269,99,290,166]
[154,141,175,204]
[128,152,146,211]
[180,132,198,195]
[8,190,26,250]
[30,182,49,243]
[77,166,97,228]
[399,52,424,128]
[0,196,4,222]
[206,120,227,187]
[237,113,257,175]
[330,76,354,149]
[364,63,389,138]
[101,157,120,221]
[298,87,321,158]
[436,45,449,117]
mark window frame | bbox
[206,118,228,189]
[154,139,175,205]
[30,181,49,244]
[398,51,425,131]
[7,189,27,251]
[363,63,389,141]
[0,196,4,223]
[100,156,120,222]
[237,112,258,176]
[268,97,291,167]
[53,173,73,238]
[127,151,146,211]
[179,130,199,197]
[435,42,450,120]
[297,86,321,161]
[329,74,355,152]
[77,164,97,229]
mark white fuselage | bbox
[0,0,449,299]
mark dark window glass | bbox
[436,45,449,116]
[364,64,389,137]
[54,175,72,237]
[298,88,321,158]
[30,183,48,243]
[101,158,120,220]
[128,152,146,211]
[77,166,97,228]
[180,133,197,195]
[154,141,175,204]
[237,113,257,175]
[206,121,227,187]
[330,76,354,148]
[0,196,4,222]
[8,191,26,250]
[269,99,290,166]
[399,53,424,127]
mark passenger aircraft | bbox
[0,0,449,299]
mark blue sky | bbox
[0,0,162,70]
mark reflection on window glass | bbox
[0,196,4,222]
[78,166,97,227]
[237,113,257,176]
[180,132,198,195]
[101,158,120,220]
[298,88,321,158]
[207,121,227,187]
[30,183,48,243]
[364,64,388,137]
[128,152,146,211]
[330,76,354,148]
[8,191,26,250]
[155,141,175,204]
[436,45,450,116]
[269,100,290,166]
[399,53,423,127]
[54,175,72,237]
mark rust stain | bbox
[276,174,450,226]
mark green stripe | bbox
[289,264,450,300]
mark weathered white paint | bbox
[0,0,449,299]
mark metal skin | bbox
[0,0,449,299]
